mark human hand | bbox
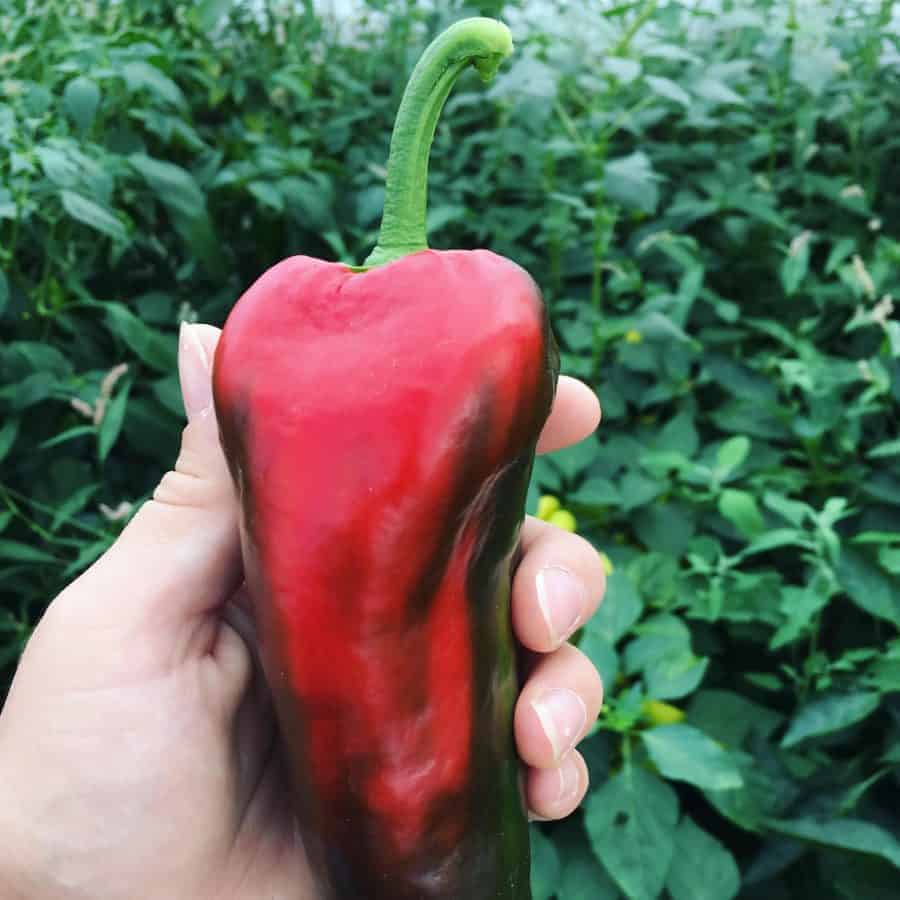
[0,324,605,900]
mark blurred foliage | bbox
[2,0,900,897]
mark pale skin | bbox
[0,324,606,900]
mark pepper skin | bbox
[213,19,558,900]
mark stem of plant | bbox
[363,18,513,268]
[612,0,660,56]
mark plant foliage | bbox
[1,0,899,897]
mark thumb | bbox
[54,323,242,641]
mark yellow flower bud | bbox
[598,551,614,575]
[624,329,643,344]
[547,509,577,532]
[641,699,686,726]
[536,495,561,520]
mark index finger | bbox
[536,375,601,455]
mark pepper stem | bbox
[362,18,513,269]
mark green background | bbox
[1,1,899,897]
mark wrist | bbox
[0,767,54,900]
[0,839,42,900]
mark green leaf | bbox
[646,650,709,700]
[280,175,335,230]
[36,145,80,187]
[129,154,205,222]
[0,187,15,221]
[825,237,856,274]
[39,426,97,450]
[862,471,900,505]
[740,528,807,558]
[767,817,900,869]
[604,151,660,214]
[868,438,900,459]
[705,355,778,404]
[770,584,829,650]
[0,372,56,411]
[706,752,797,831]
[589,571,643,643]
[62,537,112,578]
[0,417,18,463]
[687,689,783,747]
[641,724,743,791]
[868,640,900,693]
[837,547,900,627]
[104,304,177,372]
[743,672,783,691]
[5,341,71,377]
[625,614,708,700]
[762,493,812,528]
[693,77,745,106]
[780,235,812,296]
[619,469,663,511]
[548,436,597,482]
[51,483,100,531]
[646,75,691,107]
[637,311,698,347]
[633,503,696,556]
[129,154,220,269]
[121,61,185,108]
[781,691,881,748]
[135,291,176,324]
[585,766,679,900]
[530,827,561,900]
[716,435,751,473]
[248,180,284,212]
[825,855,900,900]
[729,192,786,228]
[427,203,466,234]
[64,77,101,132]
[60,190,128,242]
[571,476,620,507]
[852,531,900,545]
[0,269,8,317]
[195,0,232,30]
[666,816,740,900]
[878,547,900,574]
[640,449,692,479]
[98,379,133,462]
[718,489,765,537]
[885,321,900,358]
[655,411,699,456]
[603,57,642,83]
[578,630,619,690]
[0,540,59,564]
[151,374,185,416]
[37,143,112,200]
[558,842,619,900]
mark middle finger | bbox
[512,516,607,653]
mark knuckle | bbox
[152,467,211,508]
[151,443,232,510]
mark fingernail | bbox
[536,566,585,647]
[554,754,581,806]
[531,689,587,762]
[178,322,212,422]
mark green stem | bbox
[611,0,659,57]
[362,17,513,268]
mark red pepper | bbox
[214,18,558,899]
